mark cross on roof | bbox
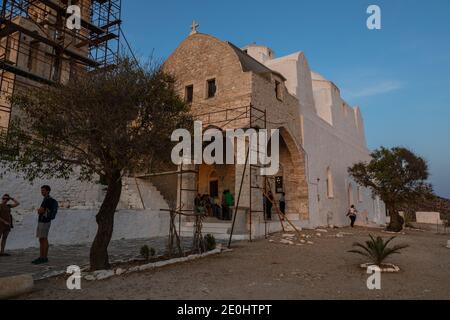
[190,20,199,35]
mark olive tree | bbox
[349,147,433,232]
[0,57,192,270]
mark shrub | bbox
[140,245,156,261]
[204,234,216,251]
[140,245,150,261]
[348,235,409,266]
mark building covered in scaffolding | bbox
[0,0,121,133]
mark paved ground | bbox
[0,237,195,280]
[17,227,450,300]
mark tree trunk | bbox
[386,203,404,232]
[90,171,122,271]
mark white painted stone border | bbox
[360,263,400,273]
[83,246,228,281]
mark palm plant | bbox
[348,235,409,266]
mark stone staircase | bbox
[179,218,248,241]
[121,178,170,212]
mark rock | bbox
[300,240,306,244]
[84,275,96,281]
[0,275,34,299]
[93,270,115,280]
[280,239,295,245]
[307,241,314,245]
[316,229,328,233]
[115,268,125,276]
[316,233,322,237]
[447,240,450,249]
[360,263,400,273]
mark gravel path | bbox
[18,227,450,300]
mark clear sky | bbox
[121,0,450,198]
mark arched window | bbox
[326,167,334,198]
[357,186,364,202]
[348,183,354,207]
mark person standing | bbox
[224,190,234,221]
[32,185,58,265]
[347,205,358,228]
[264,191,274,221]
[279,192,286,215]
[0,194,20,257]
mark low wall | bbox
[7,209,170,250]
[416,212,442,224]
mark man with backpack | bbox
[32,185,58,265]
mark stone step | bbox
[184,221,232,229]
[180,226,231,234]
[179,231,248,241]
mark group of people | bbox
[263,191,286,221]
[0,185,58,265]
[194,190,235,221]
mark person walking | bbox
[32,185,58,265]
[279,192,286,215]
[0,194,19,257]
[347,205,358,228]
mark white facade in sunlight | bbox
[247,44,386,227]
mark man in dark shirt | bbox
[32,185,57,265]
[0,194,20,257]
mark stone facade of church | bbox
[163,32,386,234]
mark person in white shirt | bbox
[346,205,358,228]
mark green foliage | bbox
[0,56,193,270]
[204,234,216,251]
[348,147,434,231]
[0,56,193,183]
[348,235,409,266]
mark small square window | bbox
[185,85,193,104]
[207,79,216,98]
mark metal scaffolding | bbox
[0,0,121,134]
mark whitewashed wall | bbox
[258,47,387,228]
[1,169,170,249]
[7,209,170,250]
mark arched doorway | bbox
[208,170,219,198]
[266,127,309,220]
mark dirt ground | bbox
[19,227,450,300]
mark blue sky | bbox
[121,0,450,198]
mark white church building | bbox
[0,31,386,250]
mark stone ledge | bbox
[0,274,34,299]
